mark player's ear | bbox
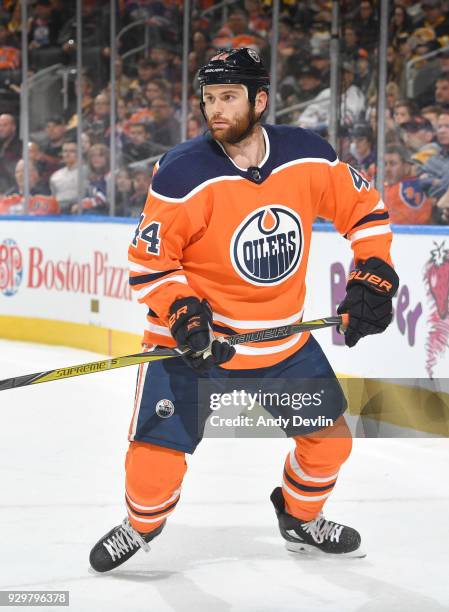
[255,89,268,115]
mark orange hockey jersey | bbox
[128,125,392,369]
[384,177,432,225]
[0,194,60,216]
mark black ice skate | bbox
[270,487,365,558]
[89,517,165,572]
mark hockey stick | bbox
[0,314,348,392]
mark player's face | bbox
[203,84,258,145]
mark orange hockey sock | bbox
[282,416,353,521]
[125,441,187,534]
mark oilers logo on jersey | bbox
[155,399,175,418]
[230,205,303,286]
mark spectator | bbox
[349,123,377,181]
[0,159,59,216]
[188,92,202,118]
[122,122,166,165]
[0,17,19,70]
[357,0,379,51]
[115,99,128,151]
[296,66,324,104]
[340,61,366,126]
[49,139,87,214]
[87,143,109,183]
[387,44,404,87]
[213,8,259,49]
[144,79,171,106]
[127,58,161,101]
[6,159,50,196]
[395,31,414,65]
[418,109,449,200]
[41,116,66,164]
[73,143,110,215]
[149,45,179,83]
[128,167,151,216]
[434,73,449,106]
[386,81,401,112]
[128,79,171,126]
[66,75,95,130]
[192,31,212,66]
[188,49,202,82]
[401,116,439,165]
[58,1,110,87]
[410,26,439,61]
[244,0,270,38]
[190,9,212,38]
[367,105,397,143]
[114,167,134,216]
[393,98,420,127]
[0,113,21,193]
[400,0,425,24]
[187,115,204,139]
[310,48,331,88]
[147,96,181,147]
[389,5,413,46]
[110,57,133,99]
[28,0,61,48]
[384,144,433,224]
[338,125,358,166]
[421,104,442,130]
[309,20,331,55]
[416,0,449,38]
[277,16,295,57]
[355,49,373,96]
[28,140,59,186]
[86,93,111,144]
[342,25,362,63]
[298,62,365,130]
[433,49,449,79]
[413,49,449,107]
[81,131,92,161]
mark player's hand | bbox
[337,257,399,348]
[168,297,235,372]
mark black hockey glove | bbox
[337,257,399,348]
[168,297,235,373]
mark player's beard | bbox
[208,104,259,145]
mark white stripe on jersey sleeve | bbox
[350,224,392,243]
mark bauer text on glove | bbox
[337,257,399,348]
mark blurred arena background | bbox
[0,0,449,223]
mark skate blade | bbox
[285,541,366,558]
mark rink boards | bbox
[0,216,448,435]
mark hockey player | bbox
[89,49,399,571]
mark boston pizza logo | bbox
[230,206,303,286]
[0,238,23,297]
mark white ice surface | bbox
[0,339,448,612]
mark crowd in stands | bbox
[0,0,449,225]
